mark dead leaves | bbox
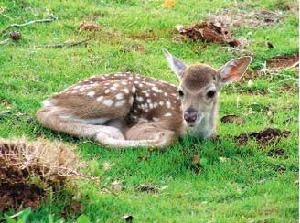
[163,0,176,8]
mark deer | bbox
[36,50,251,149]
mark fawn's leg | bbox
[36,107,125,141]
[37,107,175,148]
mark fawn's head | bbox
[164,49,252,126]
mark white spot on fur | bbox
[136,96,144,102]
[103,99,113,107]
[96,96,104,102]
[145,92,150,97]
[104,89,110,94]
[153,117,160,122]
[164,112,172,117]
[146,99,152,103]
[115,93,124,100]
[132,86,136,93]
[166,101,171,109]
[124,88,129,94]
[113,83,119,88]
[159,101,164,106]
[164,92,168,96]
[129,96,134,104]
[115,100,125,107]
[87,91,95,97]
[149,103,154,109]
[134,81,139,84]
[139,83,144,87]
[42,100,53,108]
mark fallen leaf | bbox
[163,0,175,8]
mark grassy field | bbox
[0,0,298,222]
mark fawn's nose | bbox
[184,108,198,124]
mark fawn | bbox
[36,50,251,148]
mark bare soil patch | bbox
[220,115,244,124]
[0,138,84,211]
[236,128,290,145]
[266,53,299,69]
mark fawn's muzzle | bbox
[184,108,198,124]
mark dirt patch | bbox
[220,115,244,124]
[236,128,290,145]
[79,21,101,32]
[0,138,85,211]
[266,53,299,69]
[268,148,285,158]
[214,9,282,28]
[176,17,243,47]
[61,200,84,218]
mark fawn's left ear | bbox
[163,49,187,78]
[219,56,252,85]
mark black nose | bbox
[184,108,198,123]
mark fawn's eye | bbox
[207,90,216,99]
[177,90,184,97]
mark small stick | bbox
[1,15,58,34]
[39,38,92,48]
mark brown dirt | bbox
[220,115,244,124]
[266,53,299,69]
[0,138,84,211]
[236,128,290,145]
[176,17,243,47]
[213,9,282,28]
[267,148,285,157]
[61,200,84,218]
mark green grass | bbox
[0,0,298,222]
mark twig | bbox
[1,15,58,34]
[0,38,9,45]
[39,38,92,48]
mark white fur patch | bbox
[129,96,134,104]
[104,89,110,94]
[164,112,172,117]
[115,100,125,107]
[87,91,95,97]
[166,101,171,109]
[153,117,160,122]
[103,99,113,107]
[96,96,104,102]
[115,93,124,100]
[136,96,144,102]
[42,100,53,108]
[159,101,164,106]
[124,88,129,94]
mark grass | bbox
[0,0,298,222]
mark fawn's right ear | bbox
[163,49,187,78]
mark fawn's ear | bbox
[163,49,187,78]
[219,56,252,85]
